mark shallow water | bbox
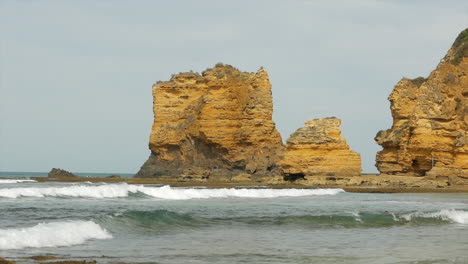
[0,172,467,264]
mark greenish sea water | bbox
[0,172,467,264]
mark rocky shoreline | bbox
[29,168,468,193]
[28,29,468,193]
[0,256,96,264]
[132,29,467,187]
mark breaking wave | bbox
[401,209,468,224]
[102,209,468,232]
[0,179,36,184]
[0,221,112,250]
[0,184,344,199]
[101,210,207,233]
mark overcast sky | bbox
[1,0,467,173]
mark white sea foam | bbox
[0,183,344,199]
[350,212,363,223]
[135,185,344,199]
[0,184,130,198]
[0,221,112,250]
[0,179,36,184]
[402,209,468,224]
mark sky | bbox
[1,0,467,174]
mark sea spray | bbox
[0,184,130,198]
[401,209,468,224]
[0,183,345,199]
[0,179,36,184]
[0,220,112,250]
[134,185,344,200]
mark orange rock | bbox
[136,64,284,179]
[279,117,362,177]
[375,28,468,179]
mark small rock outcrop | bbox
[48,168,77,178]
[375,28,468,179]
[136,64,285,179]
[279,117,362,177]
[0,257,15,264]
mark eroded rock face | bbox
[279,117,362,177]
[375,29,468,178]
[136,64,284,179]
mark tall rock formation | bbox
[375,29,468,178]
[279,117,362,177]
[136,64,284,179]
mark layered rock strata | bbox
[136,64,284,179]
[279,117,362,178]
[375,29,468,179]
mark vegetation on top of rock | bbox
[450,28,468,65]
[455,28,468,45]
[212,62,239,72]
[408,77,426,86]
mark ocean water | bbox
[0,172,467,264]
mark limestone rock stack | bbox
[375,29,468,179]
[136,64,284,179]
[279,117,362,177]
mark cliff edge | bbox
[375,28,468,181]
[136,64,284,179]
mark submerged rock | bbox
[375,28,468,179]
[30,256,60,261]
[279,117,362,178]
[43,261,96,264]
[48,168,77,178]
[136,64,285,179]
[0,258,15,264]
[106,175,122,179]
